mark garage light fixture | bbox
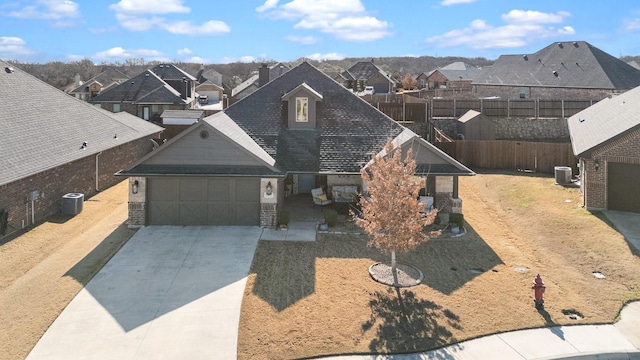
[265,181,273,196]
[132,180,139,194]
[594,159,600,171]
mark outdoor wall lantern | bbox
[594,159,600,171]
[132,180,139,194]
[265,181,273,196]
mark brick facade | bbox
[582,128,640,210]
[0,136,157,238]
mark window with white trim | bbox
[296,97,308,122]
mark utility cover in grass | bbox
[368,263,424,287]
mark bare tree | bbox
[402,74,418,90]
[356,140,438,286]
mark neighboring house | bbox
[193,68,227,110]
[338,59,397,94]
[416,62,481,91]
[68,68,130,100]
[118,62,474,227]
[90,64,197,122]
[230,62,290,102]
[568,85,640,213]
[0,60,163,239]
[473,41,640,100]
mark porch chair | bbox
[311,187,332,209]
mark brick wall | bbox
[0,136,157,238]
[584,128,640,210]
[260,203,277,227]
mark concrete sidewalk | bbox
[322,301,640,360]
[27,226,261,360]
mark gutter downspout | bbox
[95,151,103,192]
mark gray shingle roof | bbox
[225,62,412,173]
[69,68,129,94]
[340,61,396,84]
[433,62,482,81]
[160,110,204,119]
[231,62,290,98]
[90,70,187,104]
[151,64,196,81]
[0,60,163,186]
[474,41,640,89]
[568,85,640,157]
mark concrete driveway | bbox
[604,211,640,253]
[27,226,262,360]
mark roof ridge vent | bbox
[5,66,14,73]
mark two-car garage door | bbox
[147,177,260,225]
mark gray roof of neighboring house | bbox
[231,63,290,97]
[568,85,640,157]
[90,70,187,104]
[474,41,640,89]
[160,110,204,119]
[0,60,163,186]
[430,62,482,81]
[69,68,129,94]
[151,64,196,81]
[340,61,396,84]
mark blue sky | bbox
[1,0,639,64]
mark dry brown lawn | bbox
[0,181,135,360]
[238,171,640,359]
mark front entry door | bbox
[297,174,315,194]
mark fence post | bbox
[403,101,406,122]
[507,99,510,118]
[453,98,456,118]
[561,100,565,119]
[480,98,483,114]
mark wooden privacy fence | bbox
[435,140,578,174]
[374,99,596,122]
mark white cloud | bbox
[109,0,190,14]
[626,18,640,31]
[109,0,230,35]
[218,55,259,64]
[259,0,391,42]
[426,10,574,50]
[285,35,319,45]
[161,20,230,35]
[256,0,278,13]
[305,52,345,61]
[501,10,569,24]
[115,13,163,31]
[177,47,192,55]
[441,0,476,5]
[0,36,34,56]
[93,46,169,62]
[185,56,210,64]
[6,0,80,26]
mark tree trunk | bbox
[391,251,399,287]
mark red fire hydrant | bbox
[532,274,546,309]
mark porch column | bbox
[260,178,278,228]
[128,177,146,228]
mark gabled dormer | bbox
[281,82,323,129]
